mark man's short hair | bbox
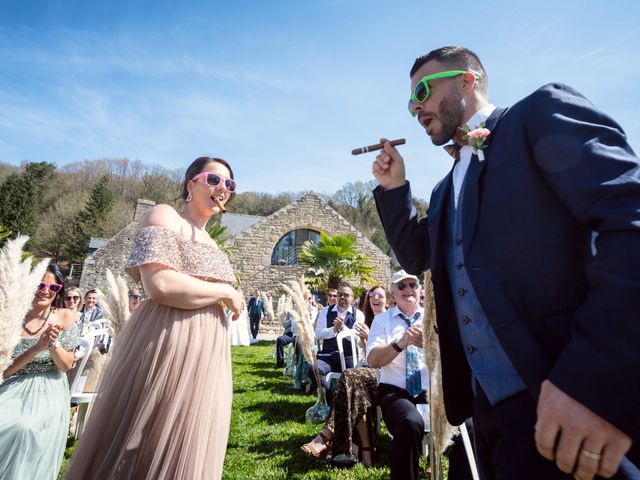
[410,46,488,96]
[85,289,97,296]
[337,282,353,291]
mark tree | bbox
[0,162,55,245]
[67,175,114,261]
[299,232,375,291]
[31,191,87,262]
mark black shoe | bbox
[330,454,357,468]
[276,363,284,368]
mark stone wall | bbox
[79,199,155,293]
[228,193,390,336]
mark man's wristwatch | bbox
[391,339,404,353]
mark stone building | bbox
[224,193,390,334]
[80,193,391,336]
[79,199,155,293]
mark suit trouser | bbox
[378,383,426,480]
[474,383,640,480]
[275,333,293,367]
[249,315,261,338]
[446,419,475,480]
[308,352,353,402]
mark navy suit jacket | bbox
[374,84,640,443]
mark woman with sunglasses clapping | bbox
[0,264,81,480]
[67,156,244,480]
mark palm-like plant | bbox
[299,232,374,290]
[206,223,235,259]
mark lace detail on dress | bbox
[12,321,82,376]
[126,225,236,284]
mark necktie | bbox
[401,312,422,397]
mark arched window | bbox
[271,229,320,266]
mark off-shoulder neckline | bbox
[137,225,222,251]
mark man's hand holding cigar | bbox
[371,138,407,191]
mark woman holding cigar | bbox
[67,156,245,480]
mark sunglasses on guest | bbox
[336,292,352,298]
[192,172,238,192]
[65,295,80,302]
[38,281,63,293]
[408,70,479,117]
[129,294,141,301]
[368,291,385,300]
[396,281,419,291]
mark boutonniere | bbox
[460,122,491,161]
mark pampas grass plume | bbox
[423,270,458,462]
[264,295,275,322]
[0,236,49,384]
[98,269,131,339]
[281,279,315,369]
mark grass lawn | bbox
[223,341,434,479]
[60,341,437,479]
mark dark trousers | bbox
[275,333,293,367]
[308,352,353,401]
[249,315,261,339]
[446,419,475,480]
[473,385,574,480]
[378,383,427,480]
[474,384,640,480]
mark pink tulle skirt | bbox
[66,299,232,479]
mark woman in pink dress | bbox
[66,156,245,480]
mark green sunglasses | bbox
[408,70,479,117]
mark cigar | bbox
[352,138,406,155]
[213,197,227,213]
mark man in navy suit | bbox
[372,46,639,479]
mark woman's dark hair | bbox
[47,263,66,309]
[362,285,389,328]
[180,156,235,202]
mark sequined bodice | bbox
[12,322,82,376]
[126,225,236,284]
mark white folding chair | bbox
[283,342,295,377]
[69,328,108,439]
[324,329,362,386]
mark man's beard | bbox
[430,93,465,146]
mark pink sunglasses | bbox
[38,281,63,294]
[192,172,238,192]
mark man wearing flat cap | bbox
[367,270,427,480]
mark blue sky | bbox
[1,0,639,198]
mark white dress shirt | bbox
[366,306,429,391]
[453,103,496,208]
[314,304,364,340]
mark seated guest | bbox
[301,285,389,467]
[275,313,294,368]
[80,289,110,352]
[309,282,365,400]
[0,264,81,479]
[367,270,427,480]
[64,287,83,320]
[79,289,103,326]
[314,289,337,328]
